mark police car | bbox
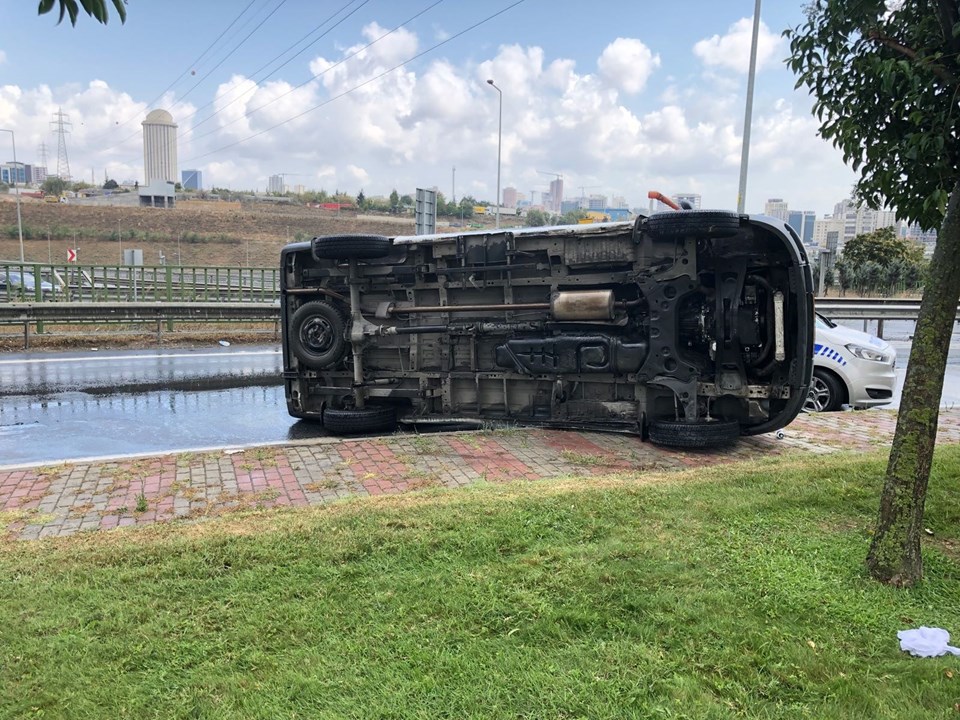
[805,313,897,412]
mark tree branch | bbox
[935,0,960,56]
[868,30,960,86]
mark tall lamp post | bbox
[736,0,762,214]
[0,128,25,262]
[486,79,502,229]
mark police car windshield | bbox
[815,313,836,329]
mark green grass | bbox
[2,447,960,719]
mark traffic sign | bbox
[67,248,77,263]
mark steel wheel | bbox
[289,301,347,369]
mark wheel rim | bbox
[804,375,832,412]
[300,316,336,354]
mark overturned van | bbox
[280,209,814,448]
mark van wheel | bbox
[323,406,397,435]
[804,369,844,412]
[290,301,346,369]
[312,234,392,260]
[645,210,741,240]
[648,419,740,449]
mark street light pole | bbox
[486,79,502,229]
[0,129,25,262]
[736,0,762,214]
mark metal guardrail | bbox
[0,263,280,304]
[816,298,960,321]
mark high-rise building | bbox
[764,198,789,220]
[610,195,629,210]
[268,174,284,193]
[181,169,202,191]
[587,194,607,211]
[787,210,816,244]
[142,109,178,185]
[673,193,701,210]
[549,178,563,213]
[827,198,898,252]
[503,186,518,208]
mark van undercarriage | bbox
[281,210,814,448]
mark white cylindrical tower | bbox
[142,109,178,185]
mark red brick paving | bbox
[1,408,958,540]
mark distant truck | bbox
[484,206,522,217]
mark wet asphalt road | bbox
[1,327,959,468]
[0,345,328,467]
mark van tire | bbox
[289,301,347,369]
[648,419,740,448]
[323,406,398,435]
[645,211,741,240]
[312,234,392,260]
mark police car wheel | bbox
[804,369,844,412]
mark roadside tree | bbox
[42,177,66,197]
[787,0,960,585]
[526,209,550,227]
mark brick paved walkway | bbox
[2,409,959,541]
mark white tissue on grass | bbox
[898,627,960,657]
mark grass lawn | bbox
[1,446,959,719]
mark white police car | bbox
[804,313,897,412]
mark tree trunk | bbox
[866,182,960,585]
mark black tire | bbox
[289,301,347,369]
[648,419,740,449]
[804,369,845,412]
[312,234,391,260]
[323,406,398,435]
[645,210,741,240]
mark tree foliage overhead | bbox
[38,0,126,25]
[786,0,960,229]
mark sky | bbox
[0,0,861,217]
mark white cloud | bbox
[693,17,783,73]
[0,21,857,218]
[598,38,661,94]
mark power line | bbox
[173,0,289,108]
[183,0,526,165]
[98,0,287,157]
[184,0,443,147]
[94,0,259,146]
[181,0,373,139]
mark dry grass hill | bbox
[0,197,421,268]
